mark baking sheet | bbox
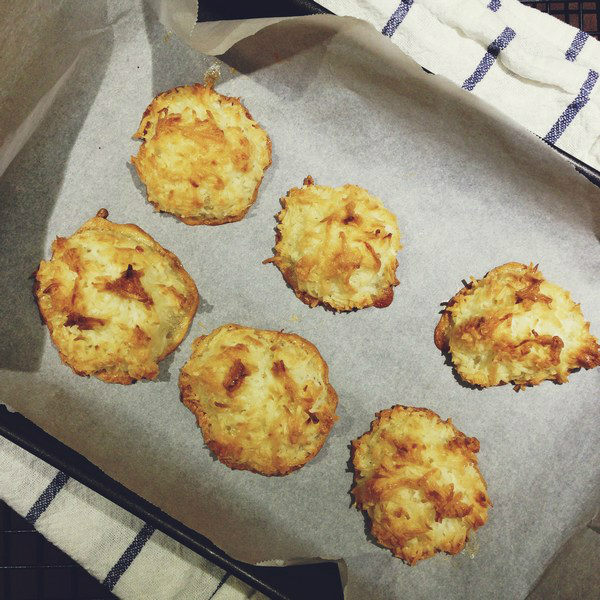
[1,2,599,599]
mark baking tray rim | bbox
[2,1,600,599]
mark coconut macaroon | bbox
[265,177,402,311]
[34,210,199,384]
[132,83,271,225]
[352,405,491,565]
[435,262,600,390]
[179,324,338,476]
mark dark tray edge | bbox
[0,406,342,600]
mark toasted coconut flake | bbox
[179,324,338,476]
[352,405,491,565]
[267,177,402,311]
[435,262,600,388]
[34,212,199,384]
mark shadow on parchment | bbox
[8,376,339,564]
[141,1,337,98]
[220,19,338,97]
[225,12,600,247]
[141,0,217,96]
[0,1,115,372]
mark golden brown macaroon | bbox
[179,324,338,476]
[434,262,600,390]
[352,405,491,565]
[265,177,402,311]
[34,209,199,384]
[132,83,271,225]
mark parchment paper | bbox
[1,2,599,599]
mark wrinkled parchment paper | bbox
[1,2,599,599]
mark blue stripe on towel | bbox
[25,471,69,524]
[209,573,231,599]
[544,69,598,144]
[462,27,516,91]
[487,0,501,12]
[382,1,414,37]
[102,522,156,591]
[565,30,588,61]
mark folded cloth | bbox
[0,435,266,600]
[317,0,600,171]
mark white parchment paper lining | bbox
[1,2,598,599]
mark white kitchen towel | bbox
[305,0,600,172]
[0,435,267,600]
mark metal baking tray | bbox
[2,2,599,599]
[0,405,342,600]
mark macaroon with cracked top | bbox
[265,176,402,311]
[435,262,600,390]
[34,209,199,384]
[132,83,272,225]
[179,324,339,476]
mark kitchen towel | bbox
[0,434,267,600]
[317,0,600,170]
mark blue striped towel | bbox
[318,0,600,171]
[0,435,266,600]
